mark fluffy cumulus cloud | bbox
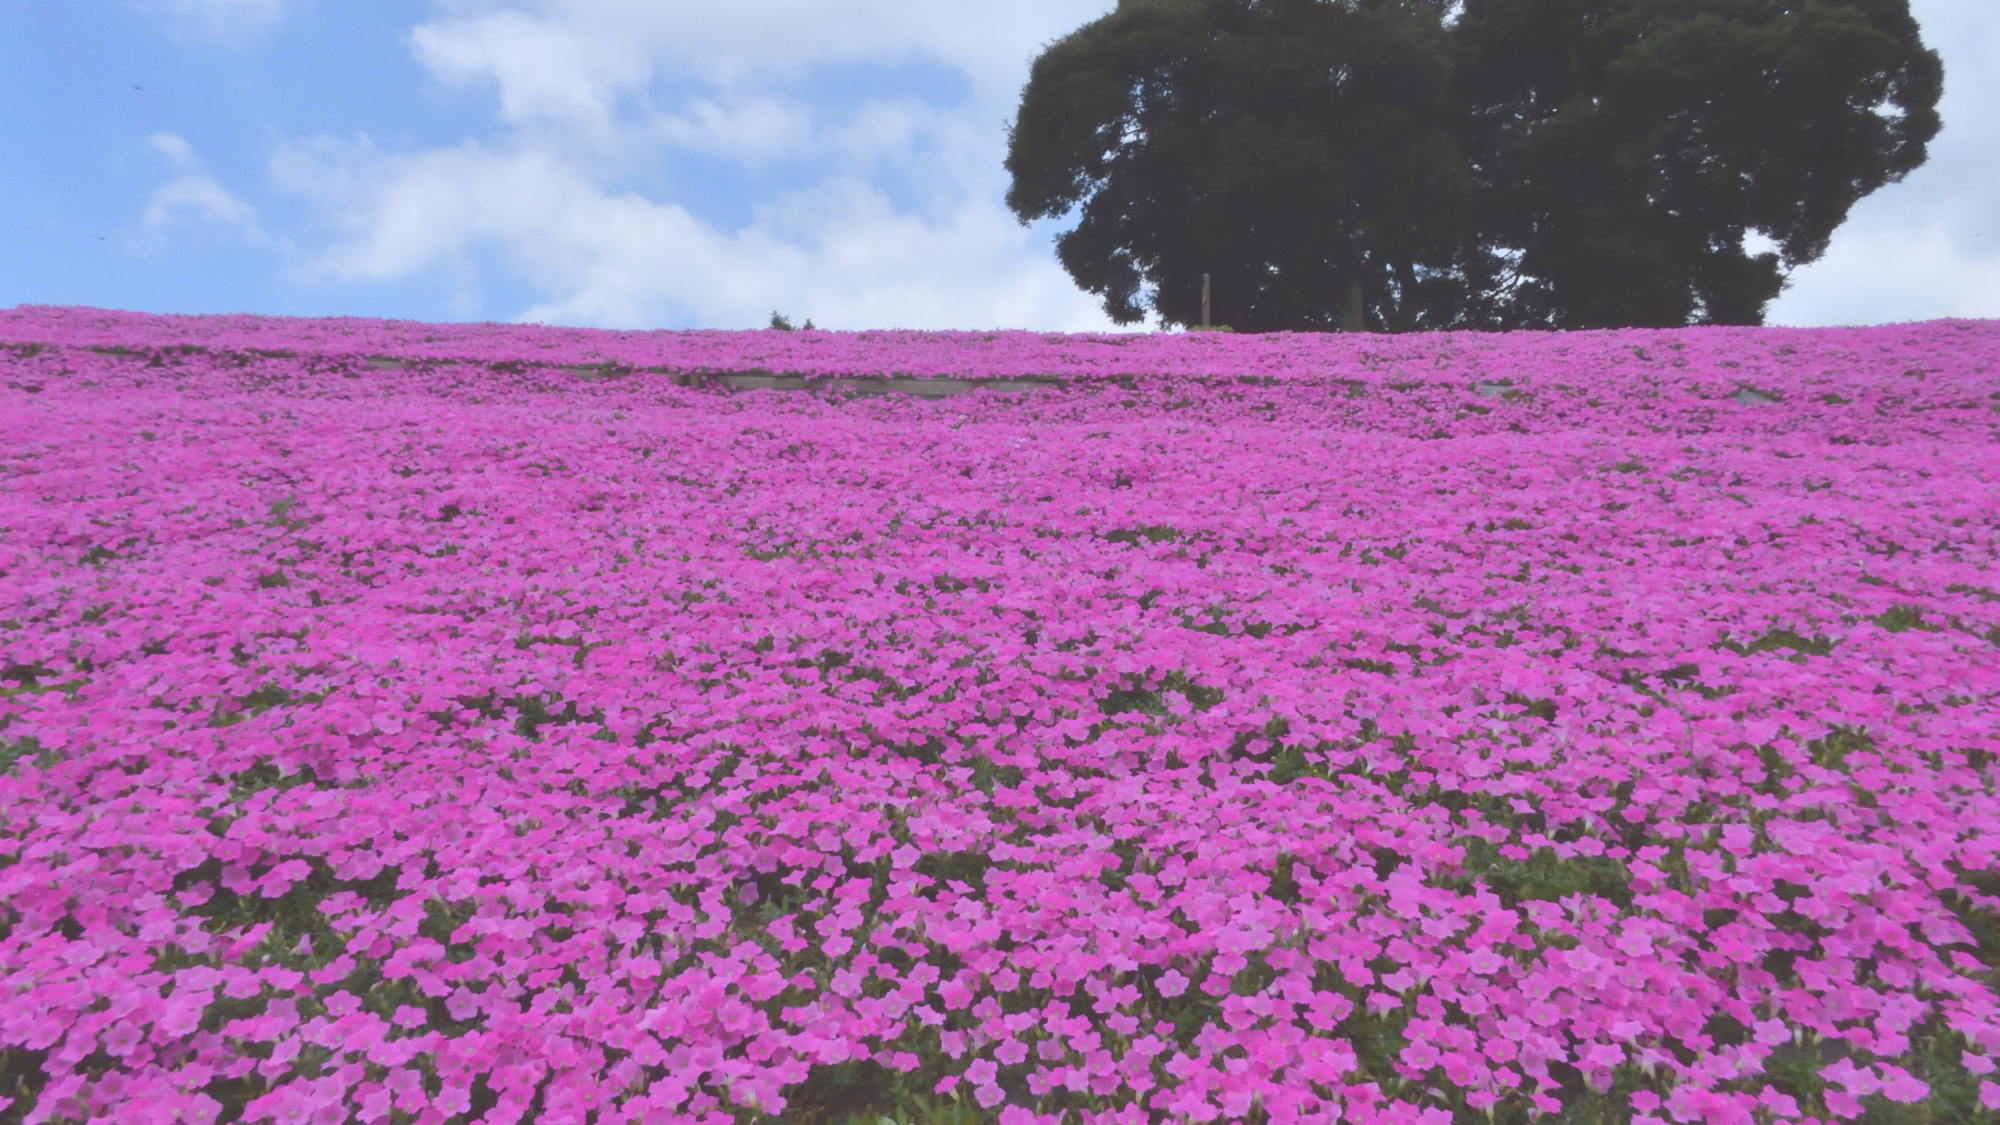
[136,0,288,47]
[274,0,1122,329]
[271,135,1094,328]
[141,134,265,246]
[1767,0,2000,326]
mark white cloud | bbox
[1767,221,2000,328]
[652,98,815,164]
[1767,0,2000,326]
[137,0,288,47]
[412,11,652,135]
[272,135,1104,329]
[414,0,1113,101]
[141,134,266,245]
[270,0,1120,328]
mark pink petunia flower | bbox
[1875,1065,1929,1104]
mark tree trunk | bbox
[1394,259,1420,332]
[1338,277,1367,333]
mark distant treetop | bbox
[1006,0,1942,332]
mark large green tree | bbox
[1006,0,1942,331]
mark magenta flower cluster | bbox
[0,306,1996,1125]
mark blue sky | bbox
[3,0,1996,331]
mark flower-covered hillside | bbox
[1,310,1997,1125]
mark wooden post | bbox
[1201,274,1211,330]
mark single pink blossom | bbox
[1876,1065,1929,1103]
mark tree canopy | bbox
[1005,0,1943,331]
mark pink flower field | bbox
[1,306,1997,1125]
